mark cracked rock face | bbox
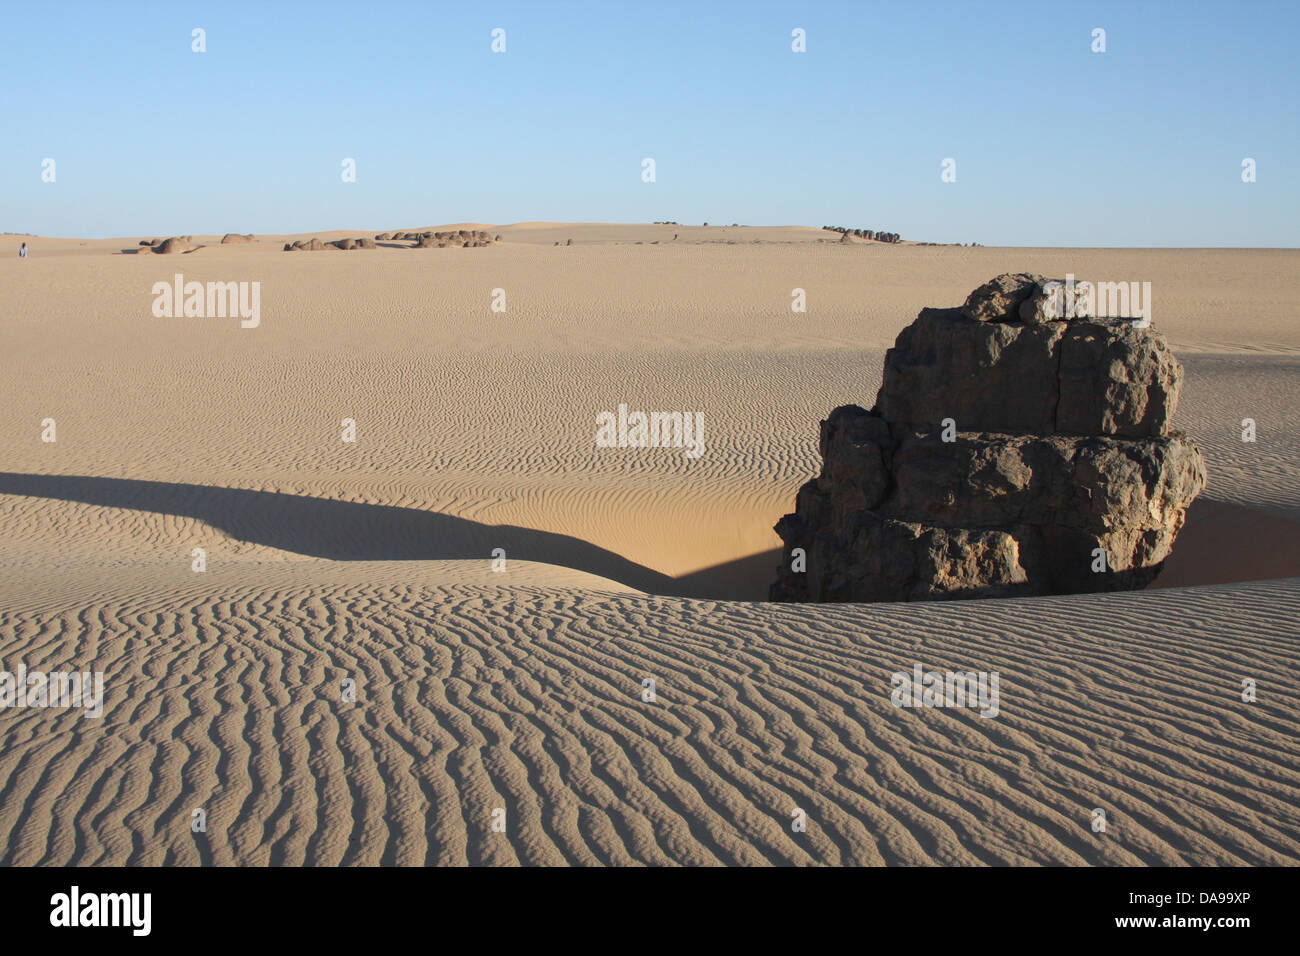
[771,274,1206,603]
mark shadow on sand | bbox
[0,472,777,600]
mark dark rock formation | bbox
[823,226,901,243]
[285,236,378,251]
[149,237,194,254]
[771,273,1206,603]
[372,229,495,249]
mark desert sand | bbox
[1,225,1297,864]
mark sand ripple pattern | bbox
[2,577,1296,866]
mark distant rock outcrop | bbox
[220,233,254,243]
[771,273,1206,603]
[823,226,901,243]
[375,229,494,248]
[146,237,198,254]
[285,230,493,251]
[284,236,378,251]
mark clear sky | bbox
[2,0,1296,245]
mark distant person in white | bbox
[18,242,28,258]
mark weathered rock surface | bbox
[284,236,378,251]
[148,237,196,254]
[374,228,494,247]
[876,304,1183,439]
[772,275,1206,603]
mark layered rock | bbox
[772,274,1206,603]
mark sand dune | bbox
[0,574,1295,865]
[1,226,1297,865]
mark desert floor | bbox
[1,224,1296,865]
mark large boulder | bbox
[772,275,1206,603]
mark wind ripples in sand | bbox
[1,577,1296,866]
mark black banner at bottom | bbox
[0,865,1280,944]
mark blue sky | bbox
[2,0,1296,245]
